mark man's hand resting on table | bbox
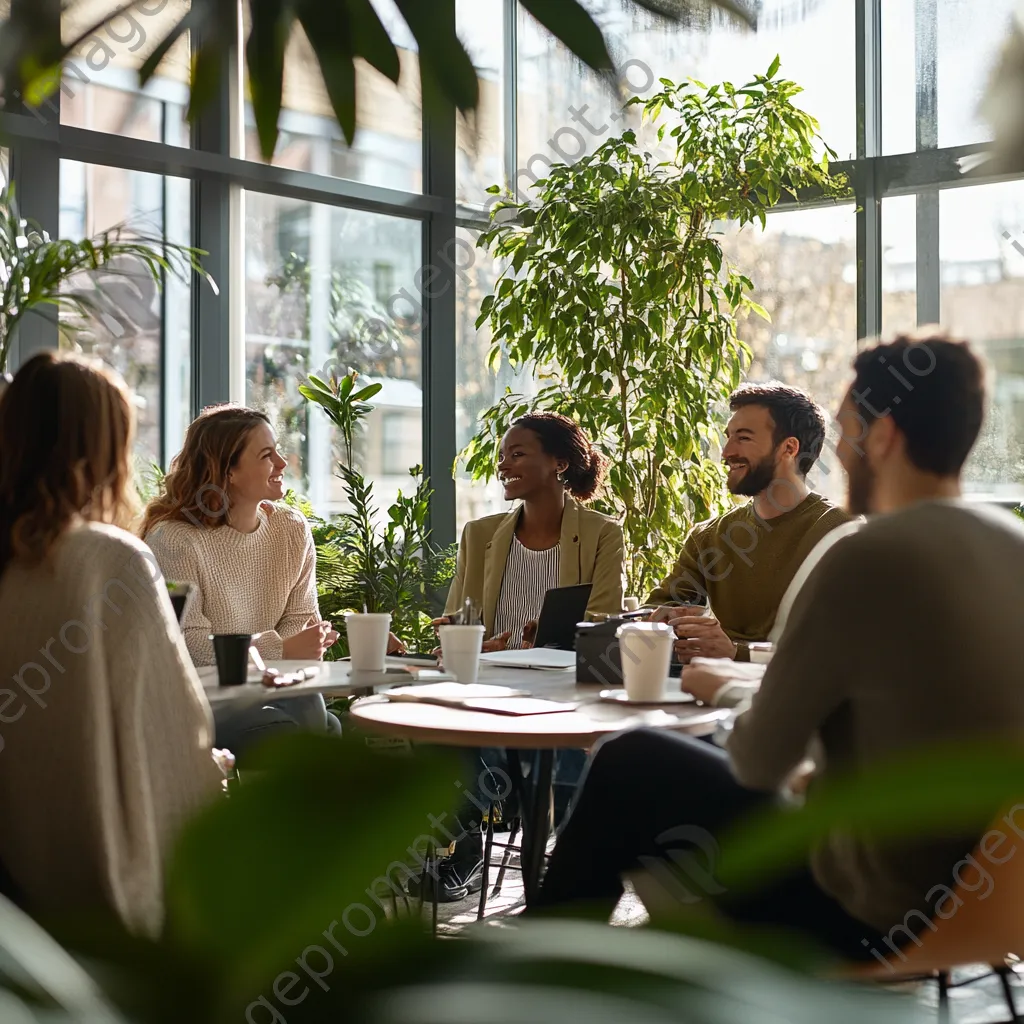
[680,658,767,705]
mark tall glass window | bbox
[57,160,192,467]
[940,181,1024,497]
[456,0,505,208]
[60,0,191,146]
[725,204,858,506]
[242,0,421,190]
[243,193,423,516]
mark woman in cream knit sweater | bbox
[143,406,341,754]
[0,354,220,935]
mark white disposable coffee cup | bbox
[438,625,486,683]
[622,596,640,613]
[616,621,674,702]
[748,643,774,665]
[345,612,392,671]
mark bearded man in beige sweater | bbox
[537,333,1024,964]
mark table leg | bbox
[519,749,554,907]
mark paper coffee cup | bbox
[345,612,392,671]
[616,621,674,702]
[438,625,486,683]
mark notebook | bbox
[478,648,576,671]
[381,682,578,716]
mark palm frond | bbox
[0,183,215,371]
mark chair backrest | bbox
[854,809,1024,977]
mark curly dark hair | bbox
[512,413,607,501]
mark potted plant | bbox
[462,63,850,599]
[0,183,213,376]
[295,372,456,658]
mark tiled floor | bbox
[417,839,1023,1023]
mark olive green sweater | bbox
[647,492,853,642]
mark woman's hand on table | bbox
[387,632,406,655]
[520,619,538,649]
[481,631,513,653]
[282,618,334,660]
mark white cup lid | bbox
[616,621,673,638]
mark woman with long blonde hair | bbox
[0,352,220,935]
[143,405,342,755]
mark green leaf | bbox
[394,0,479,112]
[165,735,461,1009]
[246,0,294,161]
[298,4,358,144]
[518,0,614,72]
[719,739,1024,892]
[351,382,384,402]
[766,54,782,79]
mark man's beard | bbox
[846,456,875,516]
[728,454,778,497]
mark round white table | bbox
[348,664,729,905]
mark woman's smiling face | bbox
[496,426,566,501]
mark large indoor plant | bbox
[0,183,211,375]
[297,372,456,657]
[462,64,850,598]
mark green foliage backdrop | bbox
[462,65,850,597]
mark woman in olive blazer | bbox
[442,413,624,649]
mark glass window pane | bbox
[244,194,423,515]
[456,0,504,207]
[242,0,421,191]
[940,181,1024,498]
[60,0,191,146]
[883,195,919,335]
[57,160,192,467]
[725,205,858,506]
[883,0,1016,154]
[516,0,855,200]
[455,224,541,530]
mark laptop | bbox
[532,583,594,650]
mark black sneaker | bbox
[407,836,485,903]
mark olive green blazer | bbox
[444,495,625,638]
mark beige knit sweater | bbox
[146,503,320,667]
[0,523,220,935]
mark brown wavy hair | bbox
[140,405,271,537]
[0,351,136,577]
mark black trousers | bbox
[536,728,882,962]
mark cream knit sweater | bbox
[146,503,320,667]
[0,523,220,935]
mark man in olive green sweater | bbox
[648,383,854,661]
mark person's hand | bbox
[387,632,406,655]
[282,618,333,660]
[212,747,235,776]
[482,631,513,653]
[521,619,538,649]
[648,605,677,623]
[785,760,817,797]
[431,616,452,633]
[679,661,738,703]
[669,615,736,662]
